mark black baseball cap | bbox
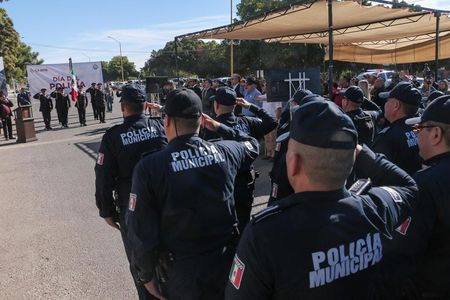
[290,98,357,149]
[427,91,444,103]
[405,95,450,125]
[120,84,146,103]
[164,88,202,118]
[379,82,421,106]
[215,87,236,106]
[41,88,47,91]
[344,86,365,103]
[91,83,96,86]
[292,89,313,104]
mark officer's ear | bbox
[286,140,303,180]
[430,126,444,146]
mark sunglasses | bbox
[412,124,440,133]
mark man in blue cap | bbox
[372,82,422,175]
[225,98,418,299]
[203,86,277,232]
[127,88,260,300]
[386,95,450,299]
[95,83,167,299]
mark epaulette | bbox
[275,132,289,143]
[251,204,282,224]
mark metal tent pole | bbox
[435,12,441,80]
[327,0,334,100]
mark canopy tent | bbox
[177,0,450,62]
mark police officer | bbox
[75,86,88,126]
[225,99,418,299]
[17,87,31,107]
[96,83,106,123]
[51,87,71,128]
[372,82,422,175]
[95,84,167,300]
[86,83,98,120]
[203,86,277,232]
[33,88,53,130]
[342,86,380,146]
[388,95,450,299]
[268,90,314,204]
[126,88,259,300]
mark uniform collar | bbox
[123,113,145,123]
[216,112,235,122]
[424,151,450,166]
[390,116,410,126]
[279,188,351,209]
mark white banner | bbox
[0,57,6,94]
[26,61,104,96]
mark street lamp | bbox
[108,36,125,82]
[230,0,234,77]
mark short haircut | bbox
[401,102,419,117]
[426,121,450,148]
[292,132,355,188]
[172,116,201,132]
[232,74,241,81]
[123,101,144,114]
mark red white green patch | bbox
[396,217,412,235]
[129,193,137,211]
[229,255,245,289]
[97,153,104,165]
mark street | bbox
[0,98,271,299]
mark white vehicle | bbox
[357,70,396,88]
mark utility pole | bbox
[108,36,125,82]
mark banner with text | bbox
[26,61,103,96]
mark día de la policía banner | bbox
[26,61,104,96]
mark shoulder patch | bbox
[229,255,245,290]
[395,217,412,235]
[251,205,281,223]
[380,186,403,203]
[128,193,137,211]
[97,153,104,165]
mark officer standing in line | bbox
[33,88,53,130]
[372,82,422,175]
[51,87,71,128]
[17,87,31,107]
[86,83,98,120]
[96,83,106,123]
[126,88,260,300]
[342,86,381,146]
[225,98,418,299]
[95,84,167,300]
[75,86,88,126]
[268,90,314,205]
[386,95,450,299]
[203,86,277,232]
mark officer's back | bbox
[226,98,418,299]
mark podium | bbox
[14,105,37,143]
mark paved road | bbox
[0,98,271,299]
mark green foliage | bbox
[106,55,139,81]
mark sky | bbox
[1,0,450,69]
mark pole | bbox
[119,42,124,82]
[230,0,234,77]
[327,0,334,100]
[435,12,440,80]
[175,38,179,82]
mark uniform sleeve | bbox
[354,145,418,232]
[126,161,160,283]
[216,124,260,168]
[33,93,40,100]
[247,105,278,139]
[94,133,119,218]
[225,227,272,299]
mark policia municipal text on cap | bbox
[95,83,167,300]
[372,82,422,175]
[225,98,418,299]
[203,86,277,232]
[126,88,260,300]
[385,95,450,300]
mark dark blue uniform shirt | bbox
[225,146,418,299]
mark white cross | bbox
[283,72,310,99]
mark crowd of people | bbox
[93,67,449,300]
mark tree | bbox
[107,56,139,81]
[0,8,20,81]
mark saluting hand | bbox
[235,97,251,108]
[146,102,163,112]
[201,113,220,132]
[144,279,166,300]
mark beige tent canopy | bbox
[177,0,450,64]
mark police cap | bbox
[290,98,357,149]
[41,88,47,92]
[344,86,365,103]
[164,88,202,118]
[427,91,444,103]
[215,87,236,106]
[379,82,421,106]
[406,95,450,125]
[120,83,146,103]
[292,89,313,104]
